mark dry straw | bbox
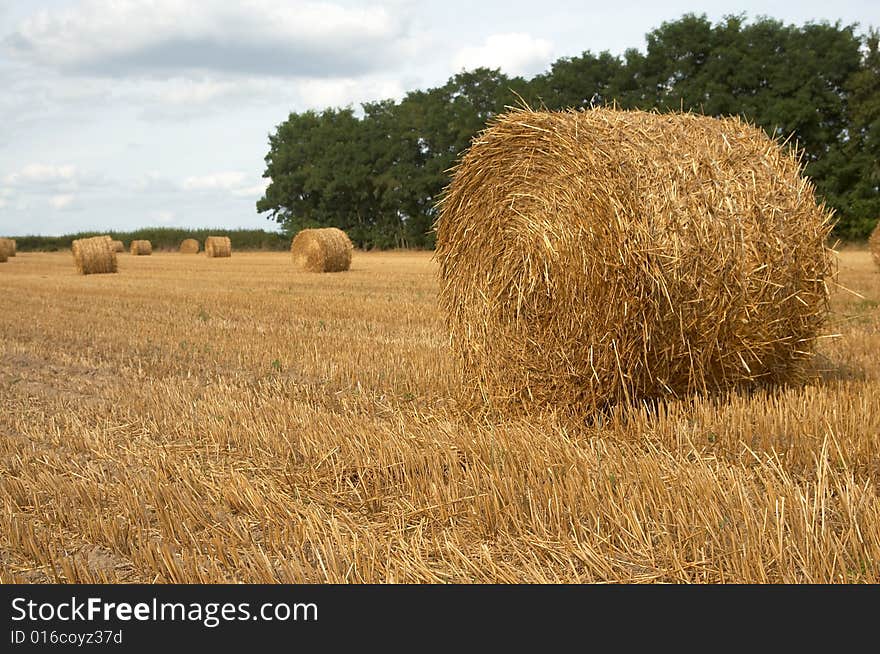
[435,107,836,412]
[72,235,118,275]
[180,238,200,254]
[130,240,152,256]
[869,221,880,270]
[290,227,353,272]
[0,238,16,258]
[205,236,231,258]
[110,240,125,253]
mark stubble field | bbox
[0,248,878,583]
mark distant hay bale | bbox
[290,228,353,272]
[180,238,200,254]
[205,236,231,258]
[435,107,835,411]
[870,221,880,270]
[72,236,118,275]
[110,240,124,253]
[0,238,16,258]
[130,240,152,256]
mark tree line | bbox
[257,14,880,247]
[15,228,289,252]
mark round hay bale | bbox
[290,228,353,272]
[0,238,16,258]
[180,238,200,254]
[110,239,124,253]
[0,248,6,263]
[435,107,835,411]
[72,235,118,275]
[869,221,880,270]
[204,236,231,258]
[130,240,152,256]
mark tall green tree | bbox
[257,108,383,247]
[633,14,862,163]
[399,68,535,246]
[819,29,880,238]
[257,14,879,244]
[531,51,625,110]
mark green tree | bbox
[827,29,880,238]
[389,68,536,247]
[531,51,625,110]
[257,108,384,247]
[625,14,867,235]
[634,15,861,161]
[257,14,878,244]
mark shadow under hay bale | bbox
[870,222,880,271]
[110,240,124,253]
[435,107,836,413]
[806,353,868,384]
[290,227,353,272]
[179,238,200,254]
[130,240,152,256]
[73,236,118,275]
[204,236,231,258]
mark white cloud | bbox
[130,170,266,199]
[5,163,79,186]
[184,172,271,199]
[49,194,76,210]
[132,172,179,193]
[183,171,248,191]
[2,163,111,201]
[294,76,407,109]
[0,188,13,211]
[155,210,176,224]
[452,33,554,77]
[230,180,270,197]
[157,78,262,106]
[5,1,408,78]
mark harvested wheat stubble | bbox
[290,227,353,272]
[0,238,15,258]
[110,240,124,253]
[72,235,117,275]
[130,240,152,256]
[204,236,231,258]
[179,238,199,254]
[435,107,836,411]
[870,222,880,270]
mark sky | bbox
[0,1,878,236]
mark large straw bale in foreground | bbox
[130,240,152,255]
[180,238,200,254]
[205,236,231,258]
[72,236,118,275]
[110,239,124,253]
[0,238,16,258]
[290,228,353,272]
[435,108,835,411]
[870,221,880,270]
